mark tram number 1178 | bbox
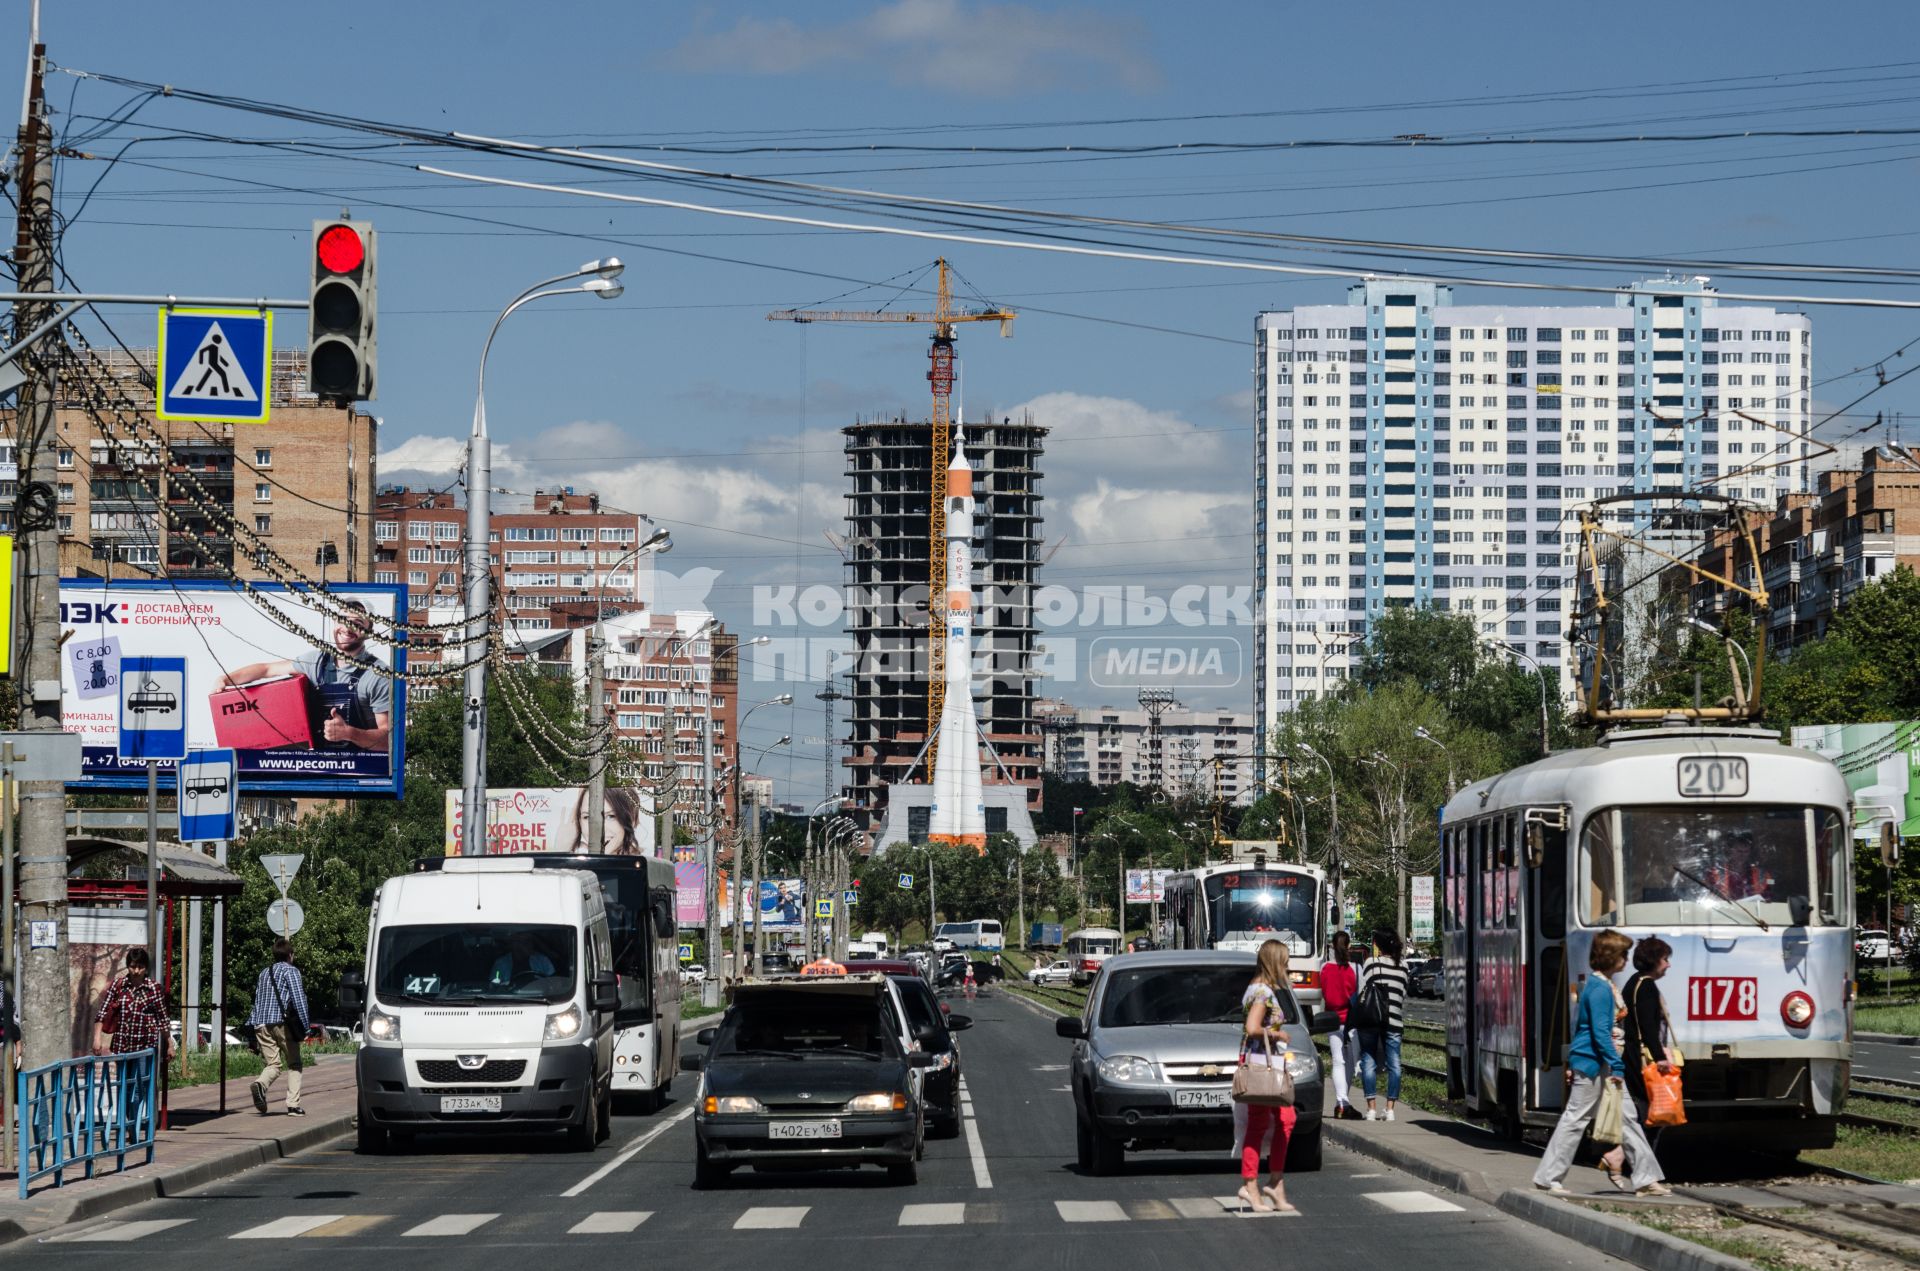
[1688,976,1758,1021]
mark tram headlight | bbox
[1781,991,1815,1029]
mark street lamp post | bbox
[728,694,791,979]
[1296,742,1342,935]
[461,258,626,854]
[587,528,672,854]
[1413,725,1457,796]
[1364,750,1410,943]
[1480,635,1552,758]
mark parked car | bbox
[680,962,707,984]
[1028,961,1074,986]
[1058,949,1337,1175]
[681,972,934,1187]
[1857,930,1892,961]
[1407,957,1443,999]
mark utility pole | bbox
[700,709,718,1005]
[14,31,68,1075]
[746,782,763,977]
[728,761,744,980]
[586,630,606,853]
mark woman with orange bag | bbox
[1622,936,1682,1138]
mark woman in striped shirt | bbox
[1357,928,1409,1122]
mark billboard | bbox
[1124,868,1172,903]
[733,878,808,933]
[60,580,406,796]
[1411,875,1435,942]
[674,861,706,927]
[443,786,667,856]
[1791,722,1920,839]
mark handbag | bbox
[1590,1078,1624,1145]
[1231,1033,1295,1107]
[1643,1063,1686,1127]
[1347,970,1391,1032]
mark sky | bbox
[38,0,1920,803]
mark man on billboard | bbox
[215,601,392,752]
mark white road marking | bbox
[561,1105,694,1198]
[1212,1195,1300,1216]
[1363,1191,1464,1214]
[959,1076,994,1189]
[53,1219,193,1242]
[1168,1198,1228,1219]
[899,1203,967,1226]
[1056,1200,1129,1222]
[734,1206,810,1229]
[402,1214,499,1237]
[568,1211,653,1234]
[231,1215,345,1239]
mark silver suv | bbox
[1057,949,1336,1174]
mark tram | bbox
[1163,843,1329,1006]
[1440,724,1853,1147]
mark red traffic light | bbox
[316,224,364,274]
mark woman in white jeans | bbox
[1320,932,1360,1117]
[1532,929,1668,1197]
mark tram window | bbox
[1580,812,1623,925]
[1505,814,1520,930]
[1477,822,1492,929]
[1818,810,1848,926]
[1539,820,1568,940]
[1595,805,1840,928]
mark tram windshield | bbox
[1202,870,1318,951]
[1580,806,1848,928]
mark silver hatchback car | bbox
[1057,949,1337,1174]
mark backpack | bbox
[1347,966,1394,1031]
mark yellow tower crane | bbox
[769,259,1014,777]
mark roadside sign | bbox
[176,748,237,842]
[1411,875,1435,942]
[117,655,187,760]
[815,898,834,919]
[266,897,305,938]
[677,943,694,964]
[844,888,859,907]
[0,730,83,781]
[898,873,913,890]
[157,307,272,424]
[259,852,304,898]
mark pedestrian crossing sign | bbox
[157,307,272,424]
[898,873,913,890]
[815,898,834,919]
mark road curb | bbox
[1496,1189,1757,1271]
[4,1017,718,1246]
[1858,1031,1919,1046]
[1323,1120,1505,1204]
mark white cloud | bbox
[1008,390,1239,486]
[667,0,1160,94]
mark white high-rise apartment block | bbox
[1253,277,1812,750]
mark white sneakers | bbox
[1362,1108,1379,1121]
[1384,1108,1396,1122]
[1535,1181,1571,1196]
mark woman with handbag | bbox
[1234,939,1299,1214]
[1532,929,1669,1197]
[1622,936,1682,1141]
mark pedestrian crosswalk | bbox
[45,1190,1472,1242]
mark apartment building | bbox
[1254,276,1813,749]
[1036,697,1258,805]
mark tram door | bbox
[1526,812,1570,1113]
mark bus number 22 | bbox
[1687,976,1757,1021]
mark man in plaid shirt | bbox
[94,947,167,1131]
[248,939,310,1116]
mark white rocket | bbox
[927,434,987,851]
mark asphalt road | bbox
[12,987,1623,1269]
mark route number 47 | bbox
[1687,976,1757,1021]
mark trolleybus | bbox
[1440,724,1853,1147]
[1163,845,1330,1006]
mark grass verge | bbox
[170,1041,357,1089]
[1619,1209,1823,1271]
[1852,999,1920,1036]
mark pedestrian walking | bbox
[94,947,168,1132]
[248,939,310,1117]
[1622,936,1677,1139]
[1320,931,1360,1119]
[1356,928,1409,1121]
[1532,929,1668,1196]
[1233,939,1299,1214]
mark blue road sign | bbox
[677,944,694,964]
[844,888,859,907]
[177,748,237,842]
[157,307,272,424]
[118,656,187,761]
[898,873,914,890]
[814,898,835,919]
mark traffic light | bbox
[308,218,376,401]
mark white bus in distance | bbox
[935,919,1004,951]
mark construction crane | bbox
[769,259,1014,778]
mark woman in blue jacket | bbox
[1532,929,1669,1196]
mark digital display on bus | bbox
[1203,869,1317,947]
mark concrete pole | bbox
[586,628,605,854]
[747,787,763,977]
[459,407,491,856]
[16,40,71,1074]
[700,710,718,1005]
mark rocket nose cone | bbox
[949,448,972,473]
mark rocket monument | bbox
[927,434,987,849]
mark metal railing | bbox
[15,1050,158,1198]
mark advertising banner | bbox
[1124,868,1172,903]
[443,786,667,856]
[674,862,706,927]
[1792,723,1920,839]
[60,580,406,796]
[733,878,808,932]
[1411,875,1435,942]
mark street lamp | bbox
[1688,617,1753,709]
[730,694,793,980]
[1362,751,1413,943]
[585,526,673,854]
[1478,634,1552,758]
[1413,726,1457,796]
[460,256,626,855]
[793,796,840,972]
[1295,742,1342,935]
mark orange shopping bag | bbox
[1643,1063,1686,1127]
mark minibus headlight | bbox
[366,1007,400,1042]
[544,1005,583,1040]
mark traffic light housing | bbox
[308,218,376,401]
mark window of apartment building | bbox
[598,527,632,542]
[434,522,459,541]
[408,571,427,586]
[375,520,397,540]
[408,547,432,563]
[505,527,559,541]
[254,448,271,467]
[57,447,72,468]
[409,522,432,540]
[374,570,398,584]
[57,513,70,532]
[254,482,271,502]
[435,548,458,564]
[254,515,271,534]
[438,570,457,586]
[57,482,73,503]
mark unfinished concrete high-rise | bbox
[841,413,1046,838]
